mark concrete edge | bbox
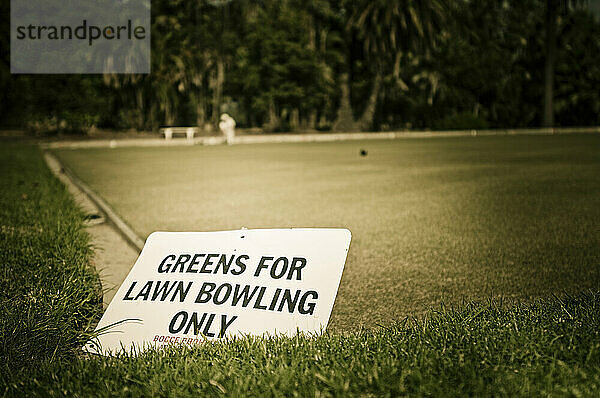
[43,150,145,252]
[43,151,106,227]
[39,127,600,150]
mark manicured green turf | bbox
[55,134,600,331]
[0,143,102,376]
[2,140,600,396]
[6,292,600,396]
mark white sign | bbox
[85,228,351,354]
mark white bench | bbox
[160,127,198,140]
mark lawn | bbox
[54,134,600,331]
[10,293,600,397]
[2,139,600,396]
[0,143,102,374]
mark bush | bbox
[434,111,490,130]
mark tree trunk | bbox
[333,73,356,131]
[318,114,329,130]
[308,16,316,51]
[149,103,157,132]
[264,98,279,132]
[193,71,206,129]
[195,77,206,129]
[308,110,317,130]
[165,95,176,126]
[290,108,300,131]
[543,0,557,127]
[357,72,383,131]
[212,58,225,128]
[196,95,205,129]
[135,86,144,130]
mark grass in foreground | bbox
[6,293,600,396]
[55,134,600,330]
[1,142,600,396]
[0,143,102,376]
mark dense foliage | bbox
[0,0,599,134]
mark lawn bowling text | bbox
[122,253,318,338]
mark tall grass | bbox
[6,293,600,396]
[0,143,102,376]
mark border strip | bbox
[43,150,145,251]
[40,127,600,150]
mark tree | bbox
[226,0,330,131]
[335,0,446,131]
[543,0,586,127]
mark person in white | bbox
[219,113,236,145]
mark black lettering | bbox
[134,280,153,301]
[270,257,288,279]
[169,311,188,333]
[60,26,72,40]
[268,288,282,310]
[288,257,307,280]
[37,26,46,39]
[253,286,268,310]
[231,284,260,307]
[202,313,216,337]
[75,20,87,40]
[172,254,191,272]
[27,25,35,39]
[219,315,238,337]
[47,26,58,40]
[123,281,137,300]
[186,253,205,273]
[232,255,248,275]
[158,254,175,273]
[89,26,101,45]
[103,26,114,39]
[184,312,206,335]
[151,280,177,301]
[134,26,146,39]
[298,291,318,315]
[195,282,216,303]
[171,281,193,302]
[254,256,273,277]
[277,289,301,313]
[213,283,232,305]
[214,254,234,274]
[200,254,218,273]
[17,26,26,40]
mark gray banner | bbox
[11,0,150,74]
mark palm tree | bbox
[544,0,586,127]
[336,0,446,131]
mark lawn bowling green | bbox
[55,134,600,331]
